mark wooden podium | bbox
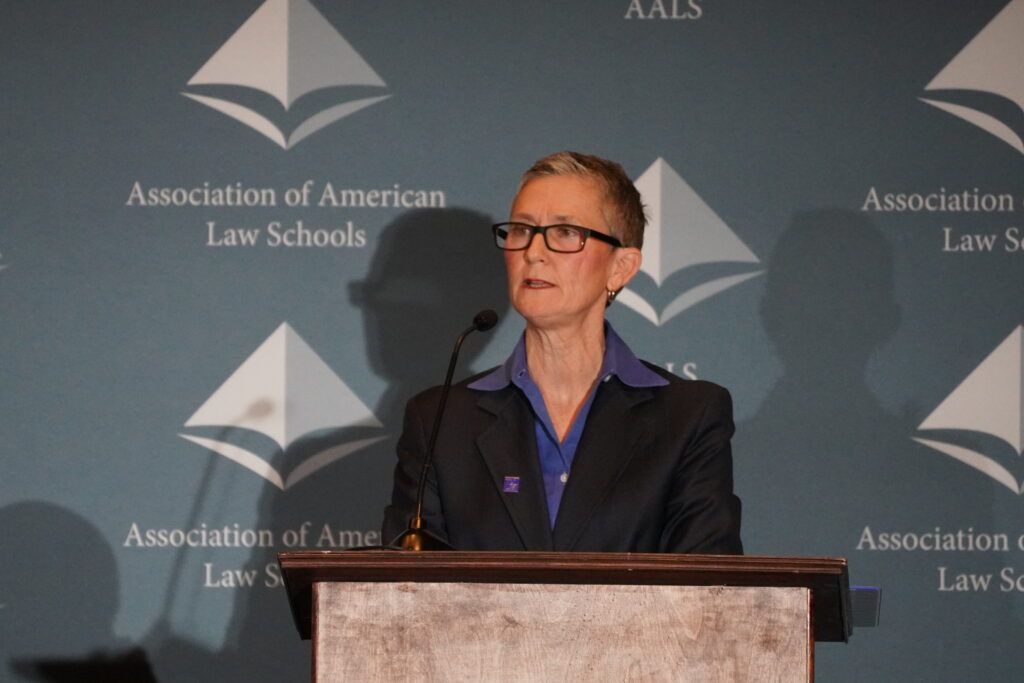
[279,551,850,682]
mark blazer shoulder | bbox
[406,365,506,410]
[640,360,732,401]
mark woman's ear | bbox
[608,247,642,291]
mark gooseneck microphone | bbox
[392,309,499,551]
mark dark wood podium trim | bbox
[279,550,850,642]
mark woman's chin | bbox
[519,308,604,335]
[512,294,554,317]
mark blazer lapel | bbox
[475,389,554,551]
[552,381,654,550]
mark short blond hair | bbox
[519,151,646,249]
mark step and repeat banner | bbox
[2,0,1021,680]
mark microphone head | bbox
[472,309,499,332]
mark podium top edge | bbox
[278,550,847,575]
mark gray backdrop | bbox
[2,0,1022,680]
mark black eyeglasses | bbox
[492,222,622,253]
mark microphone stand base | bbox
[390,527,454,551]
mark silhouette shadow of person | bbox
[352,207,510,437]
[150,208,507,681]
[734,208,1014,681]
[736,208,903,556]
[1,501,157,682]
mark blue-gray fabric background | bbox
[2,1,1022,680]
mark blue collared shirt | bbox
[469,323,667,527]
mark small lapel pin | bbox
[502,476,520,493]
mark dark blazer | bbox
[382,363,742,554]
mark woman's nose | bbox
[523,230,548,261]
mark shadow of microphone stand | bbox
[146,400,274,645]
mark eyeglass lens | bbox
[497,223,585,252]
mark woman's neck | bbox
[524,318,606,411]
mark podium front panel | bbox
[313,581,810,682]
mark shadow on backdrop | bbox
[734,208,1015,681]
[0,501,156,682]
[148,208,507,681]
[353,207,510,426]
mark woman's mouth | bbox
[524,279,553,288]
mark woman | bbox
[383,151,742,553]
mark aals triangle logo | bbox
[920,0,1024,154]
[183,0,389,149]
[617,158,762,326]
[914,326,1024,493]
[179,323,386,489]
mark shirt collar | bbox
[468,322,668,391]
